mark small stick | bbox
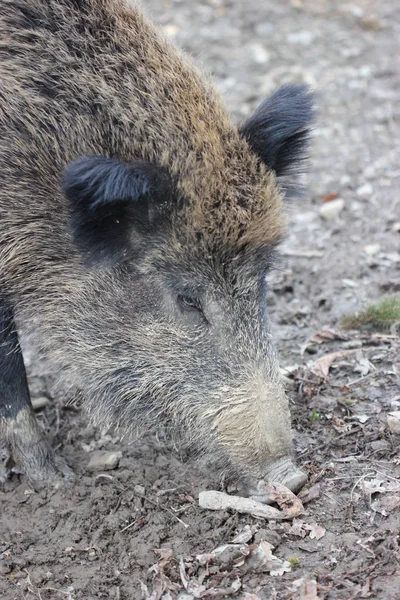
[350,472,375,502]
[299,425,362,457]
[121,520,137,533]
[346,371,376,386]
[134,491,190,529]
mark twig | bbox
[374,470,400,482]
[24,569,75,598]
[281,249,324,258]
[121,520,137,533]
[347,371,376,386]
[350,472,375,502]
[134,491,189,528]
[299,425,363,457]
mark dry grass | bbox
[341,294,400,331]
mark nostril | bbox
[282,470,308,492]
[263,457,307,492]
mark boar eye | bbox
[178,294,202,313]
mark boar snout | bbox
[247,457,308,503]
[212,372,307,500]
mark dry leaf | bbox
[262,482,304,518]
[371,495,400,515]
[154,548,173,563]
[299,578,320,600]
[288,518,308,538]
[211,543,249,568]
[353,354,373,376]
[179,557,206,597]
[311,328,347,343]
[300,328,348,355]
[201,577,242,597]
[245,541,291,576]
[363,478,400,495]
[310,349,358,378]
[320,192,338,203]
[195,552,214,566]
[306,523,326,540]
[288,519,325,540]
[140,580,150,599]
[231,524,253,544]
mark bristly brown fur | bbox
[0,0,284,301]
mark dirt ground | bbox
[1,0,399,598]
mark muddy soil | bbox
[1,0,399,598]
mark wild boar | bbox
[0,0,313,500]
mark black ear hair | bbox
[63,156,171,264]
[239,85,315,191]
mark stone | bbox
[364,244,380,256]
[249,43,270,64]
[87,451,122,471]
[32,396,50,411]
[319,199,345,219]
[287,30,314,45]
[387,412,400,434]
[356,183,373,198]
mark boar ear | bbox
[239,85,314,194]
[63,155,172,264]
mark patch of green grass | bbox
[288,556,301,568]
[311,411,320,421]
[341,294,400,332]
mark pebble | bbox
[294,211,317,225]
[340,174,352,186]
[350,200,362,212]
[218,77,236,93]
[287,30,314,45]
[162,24,179,38]
[254,528,282,547]
[370,440,391,451]
[87,451,122,472]
[364,244,380,256]
[319,198,345,219]
[249,43,270,64]
[387,412,400,434]
[356,183,373,198]
[32,396,50,411]
[363,165,377,179]
[255,22,275,36]
[342,279,357,288]
[359,65,372,78]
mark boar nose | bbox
[248,457,307,503]
[264,456,307,491]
